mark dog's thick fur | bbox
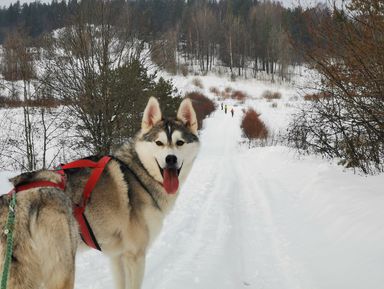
[0,97,200,289]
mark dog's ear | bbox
[177,98,198,134]
[142,97,162,132]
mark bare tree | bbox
[42,1,139,154]
[288,0,384,173]
[43,0,179,155]
[2,30,37,170]
[151,27,179,74]
[192,4,217,72]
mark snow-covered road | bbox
[75,107,384,289]
[142,109,305,289]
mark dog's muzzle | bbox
[156,157,182,194]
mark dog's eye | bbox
[155,141,164,146]
[176,140,185,146]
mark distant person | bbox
[221,103,223,110]
[224,104,227,114]
[231,107,234,117]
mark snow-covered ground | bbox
[1,75,383,289]
[75,99,383,289]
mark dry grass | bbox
[185,92,215,129]
[241,108,268,140]
[262,90,282,100]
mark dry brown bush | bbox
[303,92,331,101]
[241,108,268,140]
[185,92,215,129]
[262,90,282,100]
[231,90,247,101]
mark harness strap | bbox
[13,181,65,193]
[9,156,111,252]
[61,156,111,251]
[79,156,111,207]
[73,206,102,251]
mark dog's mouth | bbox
[156,160,182,194]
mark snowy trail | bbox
[70,105,384,289]
[1,74,383,289]
[141,109,303,289]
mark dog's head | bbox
[135,97,200,194]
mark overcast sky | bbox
[0,0,327,9]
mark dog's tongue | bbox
[163,168,179,194]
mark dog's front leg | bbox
[122,253,146,289]
[110,255,126,289]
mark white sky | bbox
[0,0,327,9]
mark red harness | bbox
[9,156,111,251]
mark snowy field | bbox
[1,75,384,289]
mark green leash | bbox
[0,192,16,289]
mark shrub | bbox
[224,87,232,93]
[192,78,204,89]
[273,92,282,99]
[262,90,282,100]
[241,108,268,140]
[288,93,383,174]
[289,1,384,174]
[185,92,215,129]
[303,92,330,101]
[179,64,189,77]
[220,91,228,99]
[231,90,247,101]
[219,87,233,99]
[209,87,220,96]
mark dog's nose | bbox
[165,155,177,166]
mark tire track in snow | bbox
[233,157,304,289]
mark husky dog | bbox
[0,97,199,289]
[0,171,78,289]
